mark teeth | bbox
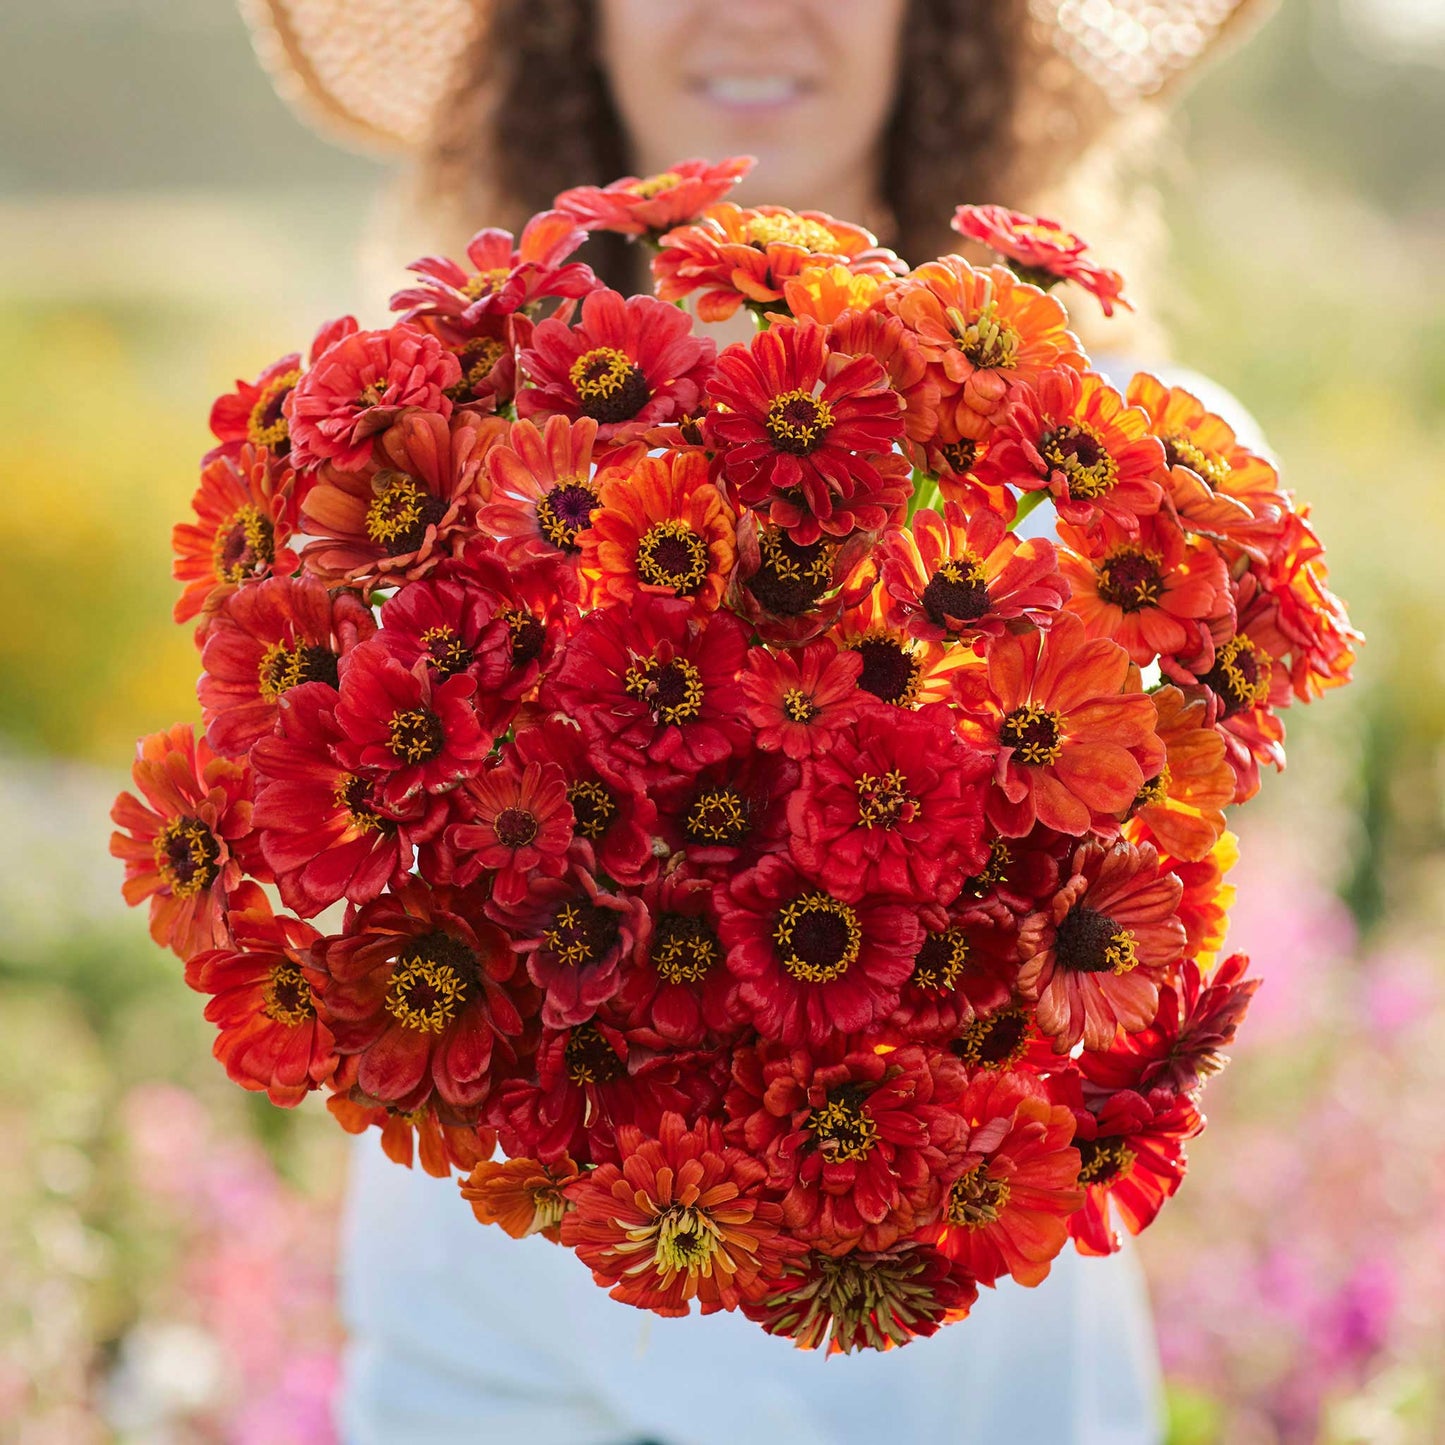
[704,76,801,106]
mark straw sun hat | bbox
[240,0,1267,159]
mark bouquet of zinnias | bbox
[112,157,1358,1353]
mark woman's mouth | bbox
[692,75,813,111]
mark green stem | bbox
[1007,488,1050,532]
[906,468,942,523]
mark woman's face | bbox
[597,0,909,213]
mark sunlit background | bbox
[2,1,1443,1441]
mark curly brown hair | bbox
[411,0,1147,295]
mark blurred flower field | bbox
[3,21,1445,1441]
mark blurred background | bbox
[2,1,1443,1440]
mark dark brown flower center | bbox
[387,707,445,764]
[494,806,539,849]
[809,1086,879,1162]
[366,473,450,557]
[952,1004,1032,1070]
[333,773,392,834]
[999,703,1062,766]
[543,897,622,968]
[1053,906,1138,975]
[1039,424,1117,500]
[939,439,979,475]
[566,779,617,841]
[569,347,650,424]
[1077,1137,1137,1187]
[684,786,751,847]
[257,640,339,701]
[765,388,834,455]
[213,504,275,584]
[946,1165,1011,1228]
[1200,635,1270,718]
[961,836,1012,898]
[774,892,860,983]
[564,1022,625,1084]
[448,336,507,399]
[781,688,818,723]
[386,931,476,1033]
[262,959,314,1026]
[1096,546,1164,612]
[246,370,299,451]
[501,607,546,668]
[748,528,833,616]
[535,478,601,552]
[1163,434,1231,490]
[910,928,970,994]
[152,816,221,898]
[650,912,721,985]
[624,655,704,724]
[922,555,991,626]
[852,634,922,707]
[636,520,709,595]
[421,624,474,677]
[854,768,916,830]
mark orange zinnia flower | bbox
[1017,838,1186,1053]
[1127,371,1290,551]
[653,203,905,322]
[561,1112,798,1316]
[1058,512,1230,670]
[886,258,1084,437]
[877,500,1068,643]
[461,1154,581,1241]
[1124,686,1234,862]
[301,409,503,588]
[830,583,974,710]
[172,444,298,629]
[976,369,1166,534]
[1145,829,1239,968]
[579,449,737,613]
[954,613,1165,837]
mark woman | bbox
[242,2,1265,1440]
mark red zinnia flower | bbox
[554,156,754,236]
[206,316,357,463]
[951,205,1130,317]
[490,1018,708,1166]
[488,862,645,1028]
[1067,1087,1202,1256]
[315,877,525,1113]
[743,1245,977,1354]
[301,409,502,587]
[653,203,905,323]
[1058,511,1229,671]
[975,369,1166,533]
[517,289,715,443]
[446,757,575,904]
[705,318,908,545]
[616,868,738,1049]
[461,1154,582,1241]
[543,597,750,786]
[184,882,336,1106]
[511,714,659,888]
[111,723,259,959]
[390,210,598,326]
[1017,838,1186,1053]
[580,449,737,614]
[739,638,864,761]
[920,1070,1082,1287]
[886,257,1084,436]
[250,682,445,917]
[172,445,298,628]
[285,324,461,472]
[562,1112,798,1316]
[787,702,990,904]
[884,912,1020,1044]
[332,638,493,809]
[877,500,1069,643]
[954,614,1165,837]
[718,852,919,1046]
[830,585,974,711]
[728,517,875,646]
[726,1037,967,1254]
[954,825,1070,926]
[653,742,800,878]
[373,574,512,695]
[199,575,375,756]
